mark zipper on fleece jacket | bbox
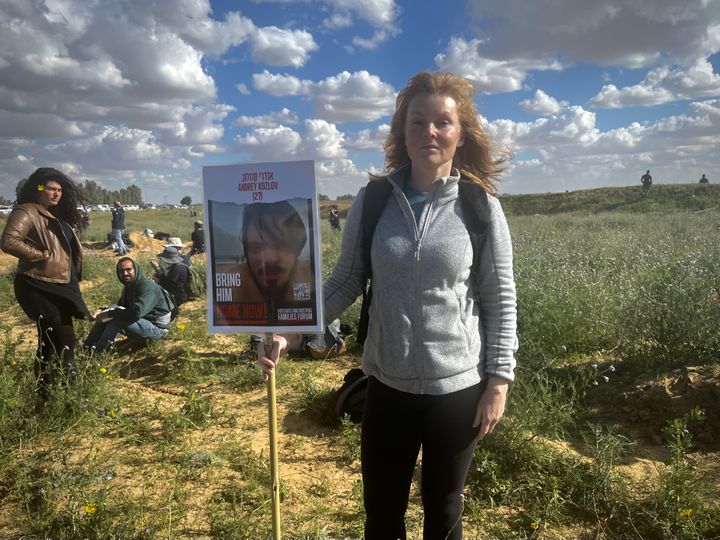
[412,190,438,395]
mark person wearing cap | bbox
[190,220,205,255]
[150,245,189,305]
[84,257,171,353]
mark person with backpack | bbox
[84,257,171,353]
[150,246,189,305]
[258,71,518,539]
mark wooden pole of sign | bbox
[265,333,281,540]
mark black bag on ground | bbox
[334,368,368,423]
[159,285,179,323]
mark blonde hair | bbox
[378,71,510,195]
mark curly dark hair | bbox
[16,168,86,228]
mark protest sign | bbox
[203,160,323,334]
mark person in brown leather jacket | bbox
[0,167,90,401]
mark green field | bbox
[0,186,718,538]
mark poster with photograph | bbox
[202,160,323,334]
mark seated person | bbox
[190,220,205,255]
[84,258,171,353]
[150,246,189,305]
[164,237,192,265]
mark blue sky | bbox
[1,0,719,202]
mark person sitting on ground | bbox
[84,257,171,353]
[150,246,189,305]
[162,237,192,265]
[190,220,205,255]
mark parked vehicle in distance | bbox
[0,205,13,215]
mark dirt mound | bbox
[127,230,175,255]
[618,365,720,448]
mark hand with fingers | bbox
[473,375,510,441]
[254,335,288,381]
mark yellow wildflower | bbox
[84,503,96,514]
[100,367,107,373]
[177,324,187,331]
[679,508,693,518]
[190,392,196,401]
[10,360,16,366]
[110,410,117,418]
[106,375,113,381]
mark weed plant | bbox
[512,211,720,369]
[1,205,719,537]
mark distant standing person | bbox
[641,170,652,196]
[111,200,128,255]
[190,220,205,255]
[699,174,709,184]
[328,205,341,230]
[0,167,91,401]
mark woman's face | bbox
[37,180,63,209]
[404,93,464,178]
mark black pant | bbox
[35,314,77,399]
[361,377,483,540]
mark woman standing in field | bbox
[258,72,518,539]
[0,168,90,401]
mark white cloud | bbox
[520,90,569,116]
[322,13,353,30]
[0,0,325,198]
[253,70,396,123]
[330,0,398,28]
[261,0,400,48]
[252,70,313,96]
[316,157,367,197]
[250,26,318,67]
[345,124,390,151]
[235,83,251,95]
[466,0,720,68]
[234,126,302,161]
[313,71,396,122]
[490,99,720,193]
[233,108,299,128]
[234,118,347,160]
[485,106,600,152]
[352,29,397,50]
[36,125,171,174]
[435,37,562,94]
[589,58,720,108]
[157,104,234,147]
[302,119,347,159]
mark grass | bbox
[0,199,719,538]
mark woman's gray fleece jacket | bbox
[324,167,518,395]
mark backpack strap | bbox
[357,178,394,345]
[361,178,394,281]
[458,179,491,296]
